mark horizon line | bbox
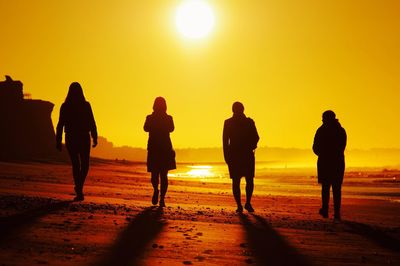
[98,141,400,151]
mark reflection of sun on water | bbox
[187,165,213,177]
[169,165,224,180]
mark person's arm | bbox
[55,104,65,151]
[340,128,347,153]
[312,129,321,156]
[223,120,230,163]
[88,103,98,147]
[167,115,175,133]
[250,119,259,150]
[144,115,151,132]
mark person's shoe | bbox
[152,189,159,205]
[159,198,166,208]
[334,213,341,222]
[244,203,255,213]
[73,186,84,201]
[319,208,328,218]
[74,194,84,201]
[236,205,243,213]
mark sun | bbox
[175,0,215,39]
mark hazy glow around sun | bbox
[175,0,215,39]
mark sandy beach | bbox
[0,160,399,266]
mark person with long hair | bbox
[144,97,176,207]
[56,82,97,201]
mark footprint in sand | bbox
[242,250,252,256]
[244,258,253,264]
[203,249,213,254]
[195,256,206,262]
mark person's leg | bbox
[332,181,342,220]
[151,171,160,205]
[66,135,81,199]
[70,154,81,197]
[319,182,330,218]
[78,134,91,197]
[232,177,242,212]
[70,154,80,188]
[159,170,168,207]
[244,176,254,212]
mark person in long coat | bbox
[223,102,259,213]
[313,110,346,221]
[144,97,176,207]
[56,82,97,201]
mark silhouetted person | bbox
[144,97,176,207]
[313,110,346,221]
[56,82,97,201]
[223,102,259,213]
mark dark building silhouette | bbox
[0,75,66,160]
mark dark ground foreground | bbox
[0,161,399,266]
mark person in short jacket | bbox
[223,102,259,213]
[313,110,346,221]
[56,82,97,201]
[144,97,176,207]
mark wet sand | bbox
[0,160,399,266]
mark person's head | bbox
[65,82,85,104]
[322,110,336,123]
[232,101,244,115]
[153,97,167,113]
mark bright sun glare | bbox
[187,165,213,177]
[175,0,215,39]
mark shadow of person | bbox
[239,213,312,266]
[343,220,400,252]
[96,206,165,266]
[0,197,72,243]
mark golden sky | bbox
[1,0,399,149]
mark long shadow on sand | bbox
[344,221,400,252]
[239,213,311,266]
[0,197,72,244]
[96,206,165,266]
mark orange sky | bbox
[1,0,399,149]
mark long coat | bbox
[313,120,347,184]
[144,111,176,172]
[223,114,259,178]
